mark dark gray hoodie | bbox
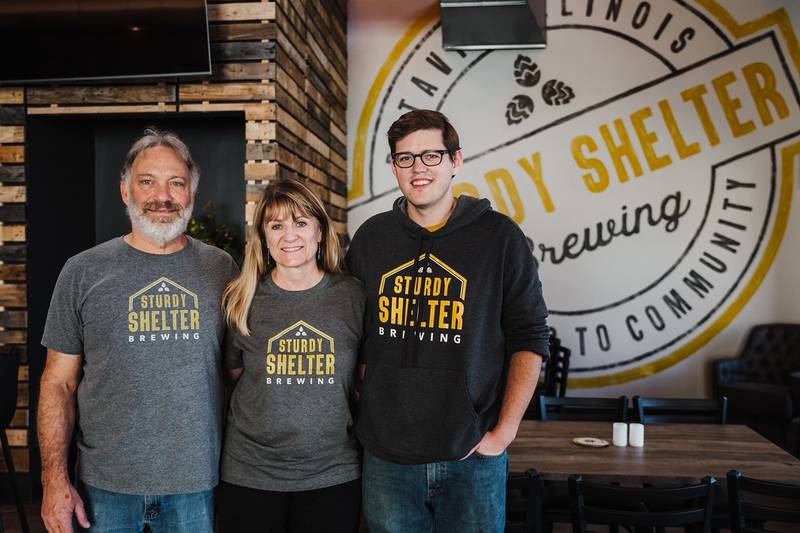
[347,195,549,464]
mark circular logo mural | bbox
[349,0,799,386]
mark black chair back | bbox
[788,418,800,459]
[634,396,728,424]
[712,324,799,448]
[0,351,21,429]
[569,475,717,532]
[715,324,800,388]
[506,469,543,533]
[539,395,628,422]
[542,327,570,398]
[727,470,800,533]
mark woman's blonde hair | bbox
[223,178,345,335]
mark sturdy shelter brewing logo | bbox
[377,254,467,345]
[265,321,337,385]
[127,277,201,343]
[348,1,800,386]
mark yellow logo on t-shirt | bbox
[265,321,336,385]
[127,277,201,343]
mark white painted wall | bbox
[602,0,800,397]
[347,0,800,397]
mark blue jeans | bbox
[78,483,214,533]
[362,449,508,533]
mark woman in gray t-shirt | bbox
[219,178,364,532]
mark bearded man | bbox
[38,128,239,533]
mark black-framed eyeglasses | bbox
[391,149,450,168]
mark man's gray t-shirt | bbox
[41,236,238,495]
[221,273,364,491]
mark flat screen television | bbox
[441,0,546,50]
[0,0,211,83]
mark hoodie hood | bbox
[392,195,492,237]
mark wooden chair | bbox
[727,469,800,533]
[568,474,717,533]
[1,350,31,533]
[540,395,628,422]
[633,396,728,424]
[506,469,542,533]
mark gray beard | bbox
[126,201,192,245]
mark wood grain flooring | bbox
[0,503,44,533]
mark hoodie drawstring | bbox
[401,232,436,369]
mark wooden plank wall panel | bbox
[0,88,23,105]
[271,0,348,232]
[26,85,176,105]
[0,0,347,474]
[0,79,28,475]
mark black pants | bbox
[217,478,361,533]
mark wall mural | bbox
[347,0,800,387]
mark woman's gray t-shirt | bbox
[221,273,365,491]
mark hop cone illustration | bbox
[542,79,575,106]
[505,95,535,125]
[513,55,541,87]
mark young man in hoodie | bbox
[347,109,549,531]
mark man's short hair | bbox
[387,109,461,156]
[120,127,200,193]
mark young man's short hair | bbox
[387,109,461,156]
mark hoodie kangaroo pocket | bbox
[358,362,481,462]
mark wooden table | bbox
[508,421,800,484]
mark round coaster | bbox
[572,437,610,448]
